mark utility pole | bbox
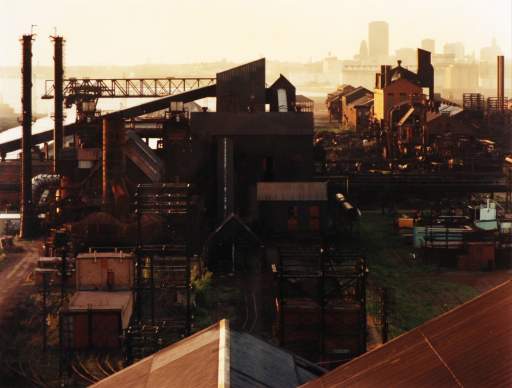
[42,271,49,353]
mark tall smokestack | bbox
[384,65,392,87]
[497,55,505,110]
[52,35,64,173]
[20,34,34,239]
[380,65,386,88]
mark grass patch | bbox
[193,277,241,331]
[355,212,478,338]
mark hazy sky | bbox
[1,0,511,66]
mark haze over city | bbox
[0,1,512,387]
[0,0,511,65]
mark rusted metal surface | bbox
[257,182,328,201]
[20,34,34,239]
[302,280,512,387]
[91,321,221,387]
[63,291,133,350]
[275,244,367,368]
[497,55,505,102]
[102,117,126,210]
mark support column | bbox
[102,118,109,208]
[102,117,125,210]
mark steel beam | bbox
[43,77,216,99]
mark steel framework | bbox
[126,183,195,362]
[42,77,216,101]
[274,243,367,368]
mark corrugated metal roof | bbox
[68,291,133,328]
[350,95,374,108]
[343,86,372,104]
[257,182,328,201]
[92,321,221,388]
[92,320,323,388]
[302,280,512,388]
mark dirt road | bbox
[0,240,40,321]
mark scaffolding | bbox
[487,97,509,113]
[126,183,195,362]
[274,243,367,369]
[463,93,485,112]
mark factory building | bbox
[91,320,325,388]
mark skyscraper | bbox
[359,40,369,59]
[443,42,465,61]
[368,21,389,59]
[421,39,435,54]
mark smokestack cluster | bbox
[379,65,391,88]
[20,34,34,239]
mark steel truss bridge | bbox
[42,77,216,100]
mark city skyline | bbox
[0,0,510,66]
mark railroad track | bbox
[71,352,121,386]
[0,315,47,387]
[239,288,258,334]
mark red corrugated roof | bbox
[91,321,221,388]
[92,319,323,388]
[302,280,512,388]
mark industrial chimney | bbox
[497,55,505,111]
[52,35,64,173]
[20,34,34,239]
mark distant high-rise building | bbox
[359,40,369,59]
[368,21,389,59]
[480,38,502,63]
[421,39,435,54]
[443,42,465,61]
